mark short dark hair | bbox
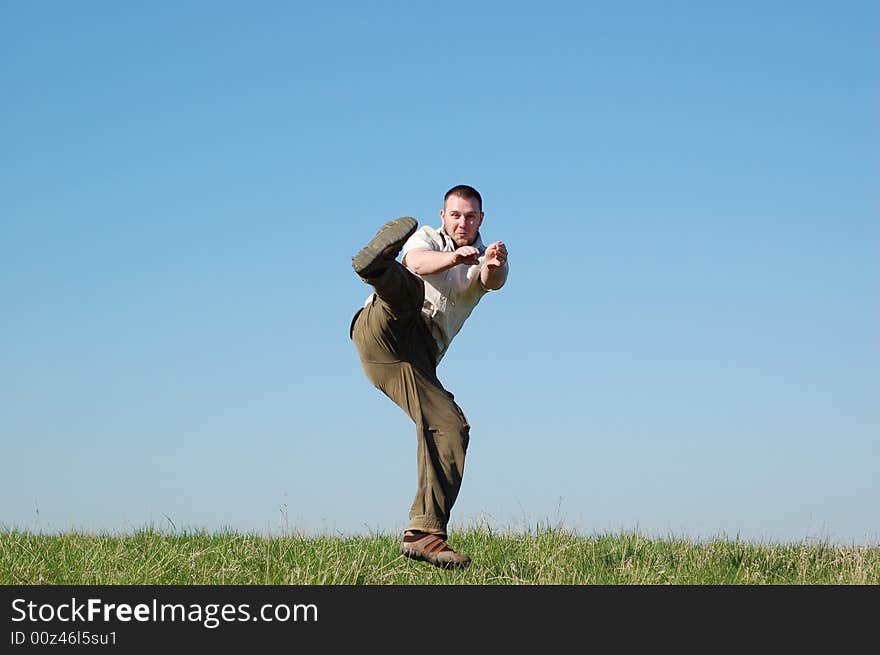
[444,184,482,212]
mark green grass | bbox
[2,527,878,584]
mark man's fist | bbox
[452,246,481,266]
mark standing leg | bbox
[357,359,470,540]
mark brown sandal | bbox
[400,532,471,569]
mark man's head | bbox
[441,184,484,247]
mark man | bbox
[349,184,509,569]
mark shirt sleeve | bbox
[401,226,439,260]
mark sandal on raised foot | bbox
[400,532,471,569]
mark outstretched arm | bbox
[481,241,508,290]
[403,246,481,276]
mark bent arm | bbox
[481,262,508,290]
[480,241,509,290]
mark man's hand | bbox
[483,241,508,269]
[452,246,481,267]
[480,241,508,290]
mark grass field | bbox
[2,527,878,585]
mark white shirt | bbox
[400,225,508,363]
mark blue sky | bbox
[2,1,877,545]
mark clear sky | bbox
[2,1,877,545]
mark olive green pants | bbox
[350,262,470,537]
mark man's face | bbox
[441,195,484,247]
